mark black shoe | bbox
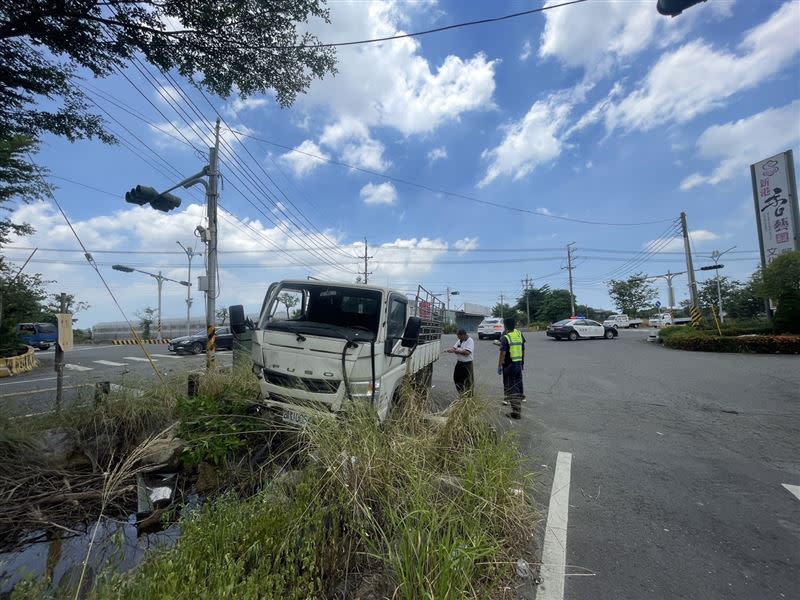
[505,412,521,420]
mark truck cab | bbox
[231,281,443,423]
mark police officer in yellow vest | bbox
[497,317,525,419]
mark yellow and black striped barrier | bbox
[112,339,172,345]
[207,325,216,353]
[690,306,702,327]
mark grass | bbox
[81,388,536,599]
[5,367,538,599]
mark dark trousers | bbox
[453,361,474,396]
[503,362,524,414]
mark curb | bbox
[112,339,171,345]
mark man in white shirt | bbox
[445,328,474,396]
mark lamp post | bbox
[709,246,736,324]
[176,242,202,336]
[112,264,189,339]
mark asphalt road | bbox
[0,344,233,418]
[434,330,799,600]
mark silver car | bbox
[477,317,505,340]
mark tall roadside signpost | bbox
[750,150,800,320]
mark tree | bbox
[696,276,763,321]
[608,273,658,316]
[757,251,800,333]
[535,289,573,323]
[0,263,50,350]
[491,303,513,318]
[276,292,299,318]
[215,307,229,325]
[136,306,157,339]
[0,0,338,211]
[516,285,551,322]
[43,293,90,323]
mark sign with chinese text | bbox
[56,314,73,352]
[751,150,799,269]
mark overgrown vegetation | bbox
[658,326,800,354]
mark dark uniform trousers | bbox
[503,362,524,415]
[453,361,474,396]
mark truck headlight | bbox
[349,380,380,398]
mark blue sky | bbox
[5,0,800,326]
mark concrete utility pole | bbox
[54,292,66,412]
[566,243,576,315]
[521,274,533,324]
[360,238,373,285]
[177,242,201,335]
[499,292,505,317]
[205,121,221,370]
[680,212,699,308]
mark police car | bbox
[546,318,618,341]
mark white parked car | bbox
[477,317,505,340]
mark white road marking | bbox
[149,353,182,359]
[64,364,93,372]
[1,384,92,399]
[537,451,573,600]
[123,357,158,362]
[38,345,118,354]
[0,375,64,387]
[782,484,800,502]
[94,360,128,367]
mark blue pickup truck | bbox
[16,322,58,350]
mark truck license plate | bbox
[282,410,310,426]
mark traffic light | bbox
[150,191,181,212]
[125,185,182,212]
[125,185,159,206]
[656,0,707,17]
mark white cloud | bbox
[601,2,800,133]
[154,84,183,106]
[299,1,497,158]
[519,40,532,62]
[454,237,479,253]
[427,146,448,163]
[224,95,269,118]
[680,100,800,190]
[150,119,254,151]
[373,237,448,276]
[649,229,720,252]
[280,140,330,177]
[479,97,572,186]
[360,182,397,205]
[320,117,389,172]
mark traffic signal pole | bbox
[205,121,221,371]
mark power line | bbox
[227,128,675,227]
[262,0,589,49]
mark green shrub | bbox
[662,329,800,354]
[774,290,800,334]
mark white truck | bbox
[602,314,643,329]
[229,280,444,423]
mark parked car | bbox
[168,327,234,354]
[477,317,505,340]
[602,314,643,329]
[16,322,58,350]
[546,318,618,341]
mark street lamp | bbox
[176,242,202,336]
[112,264,189,339]
[709,246,736,324]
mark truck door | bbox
[383,295,409,406]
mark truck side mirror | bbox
[229,305,246,335]
[401,317,421,348]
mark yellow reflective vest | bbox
[504,329,524,362]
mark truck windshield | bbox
[261,283,382,339]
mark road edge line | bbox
[536,451,573,600]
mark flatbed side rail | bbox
[408,285,445,343]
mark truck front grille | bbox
[264,370,341,394]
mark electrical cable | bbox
[229,128,676,227]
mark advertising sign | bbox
[750,150,800,269]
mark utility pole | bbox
[205,120,221,371]
[680,212,699,308]
[565,243,576,315]
[55,292,66,412]
[499,292,505,318]
[177,242,201,336]
[360,237,373,284]
[521,274,533,324]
